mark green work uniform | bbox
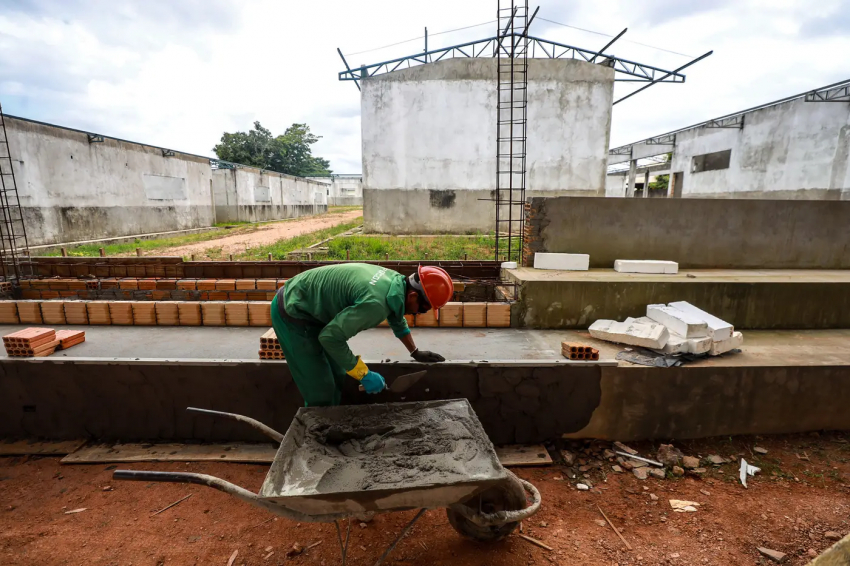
[270,263,410,406]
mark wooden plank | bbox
[0,438,87,456]
[59,441,548,467]
[495,444,553,467]
[60,442,278,464]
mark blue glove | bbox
[361,371,386,394]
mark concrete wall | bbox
[5,116,215,245]
[523,196,850,269]
[212,167,327,223]
[361,58,614,233]
[307,175,363,206]
[3,358,849,444]
[667,98,850,199]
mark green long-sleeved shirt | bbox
[280,263,410,372]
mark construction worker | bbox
[270,263,454,406]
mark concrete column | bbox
[643,170,650,198]
[627,159,637,198]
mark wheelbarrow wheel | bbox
[446,474,527,542]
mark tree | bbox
[213,122,332,177]
[649,174,669,192]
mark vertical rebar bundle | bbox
[0,103,32,281]
[494,0,529,263]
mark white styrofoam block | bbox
[589,319,669,349]
[646,304,709,338]
[501,261,518,269]
[614,259,679,274]
[668,301,733,341]
[709,331,743,355]
[534,253,589,271]
[659,333,712,355]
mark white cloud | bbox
[1,0,847,173]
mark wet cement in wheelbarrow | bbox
[263,400,506,497]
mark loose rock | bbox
[757,547,786,563]
[593,519,607,527]
[649,469,665,480]
[754,447,768,454]
[656,444,684,467]
[576,483,590,491]
[611,465,623,473]
[825,531,843,541]
[560,450,576,466]
[614,441,638,455]
[707,455,726,465]
[633,467,649,480]
[682,456,700,469]
[672,466,685,477]
[649,493,659,501]
[286,543,304,558]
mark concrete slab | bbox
[506,268,850,329]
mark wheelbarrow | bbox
[113,399,541,565]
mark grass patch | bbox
[325,234,521,261]
[239,218,364,260]
[328,205,363,213]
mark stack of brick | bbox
[259,328,284,359]
[3,328,59,357]
[201,302,226,326]
[55,329,85,349]
[132,302,157,325]
[155,301,180,325]
[248,302,272,327]
[64,301,89,324]
[439,303,463,327]
[17,301,43,324]
[177,302,202,326]
[224,301,249,326]
[87,301,111,324]
[561,343,600,361]
[486,303,511,328]
[41,301,66,325]
[109,301,134,325]
[0,301,19,324]
[462,303,487,327]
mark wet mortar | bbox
[262,400,505,497]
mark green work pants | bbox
[270,295,348,406]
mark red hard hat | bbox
[417,265,453,313]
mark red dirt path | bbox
[1,433,848,565]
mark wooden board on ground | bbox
[60,442,278,464]
[0,438,87,456]
[59,442,550,467]
[495,444,553,467]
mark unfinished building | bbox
[607,79,850,199]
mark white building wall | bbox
[361,57,614,233]
[212,166,327,223]
[306,175,363,205]
[669,98,850,199]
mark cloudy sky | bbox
[1,0,847,173]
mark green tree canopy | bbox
[213,121,332,177]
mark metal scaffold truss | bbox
[0,102,32,281]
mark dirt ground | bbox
[1,432,848,566]
[161,209,362,259]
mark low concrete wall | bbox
[2,358,849,444]
[329,196,363,206]
[6,116,215,245]
[212,167,327,223]
[524,196,850,268]
[0,360,600,445]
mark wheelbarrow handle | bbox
[186,407,284,443]
[112,470,354,524]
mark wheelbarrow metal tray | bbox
[259,399,508,515]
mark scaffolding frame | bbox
[0,103,33,281]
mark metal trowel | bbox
[359,370,427,393]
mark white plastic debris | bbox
[739,458,761,488]
[576,483,590,491]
